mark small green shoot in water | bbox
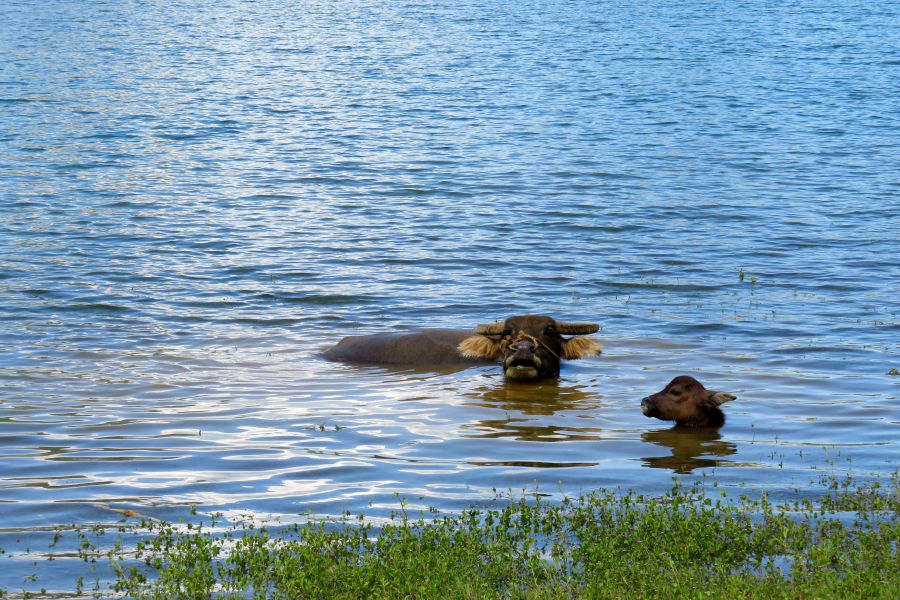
[888,367,900,376]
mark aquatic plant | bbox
[91,473,900,600]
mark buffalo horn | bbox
[476,322,505,335]
[554,321,600,335]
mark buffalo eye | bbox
[545,327,556,336]
[670,389,682,397]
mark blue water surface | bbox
[1,0,899,594]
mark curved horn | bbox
[476,322,505,335]
[554,321,599,335]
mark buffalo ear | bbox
[561,336,602,360]
[701,390,736,408]
[458,336,502,360]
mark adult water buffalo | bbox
[640,376,737,428]
[323,315,601,381]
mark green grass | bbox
[102,473,900,599]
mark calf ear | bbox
[561,336,602,360]
[701,391,736,408]
[458,335,502,360]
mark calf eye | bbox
[670,389,681,397]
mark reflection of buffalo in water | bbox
[641,375,736,428]
[640,428,737,474]
[323,315,600,381]
[460,380,606,442]
[464,379,602,415]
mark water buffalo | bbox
[323,315,601,381]
[640,375,736,428]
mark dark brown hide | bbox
[458,315,601,380]
[323,330,491,365]
[640,375,736,428]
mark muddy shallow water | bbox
[2,0,900,594]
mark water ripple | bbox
[2,0,900,591]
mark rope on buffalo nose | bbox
[504,331,559,361]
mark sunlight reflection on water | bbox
[2,0,900,593]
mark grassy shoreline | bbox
[90,473,900,599]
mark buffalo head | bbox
[640,375,736,428]
[458,315,601,380]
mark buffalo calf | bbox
[640,375,736,428]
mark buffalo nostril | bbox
[640,397,652,416]
[504,355,542,370]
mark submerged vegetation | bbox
[84,473,900,599]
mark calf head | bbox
[458,315,601,380]
[640,375,736,428]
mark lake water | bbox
[2,0,899,594]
